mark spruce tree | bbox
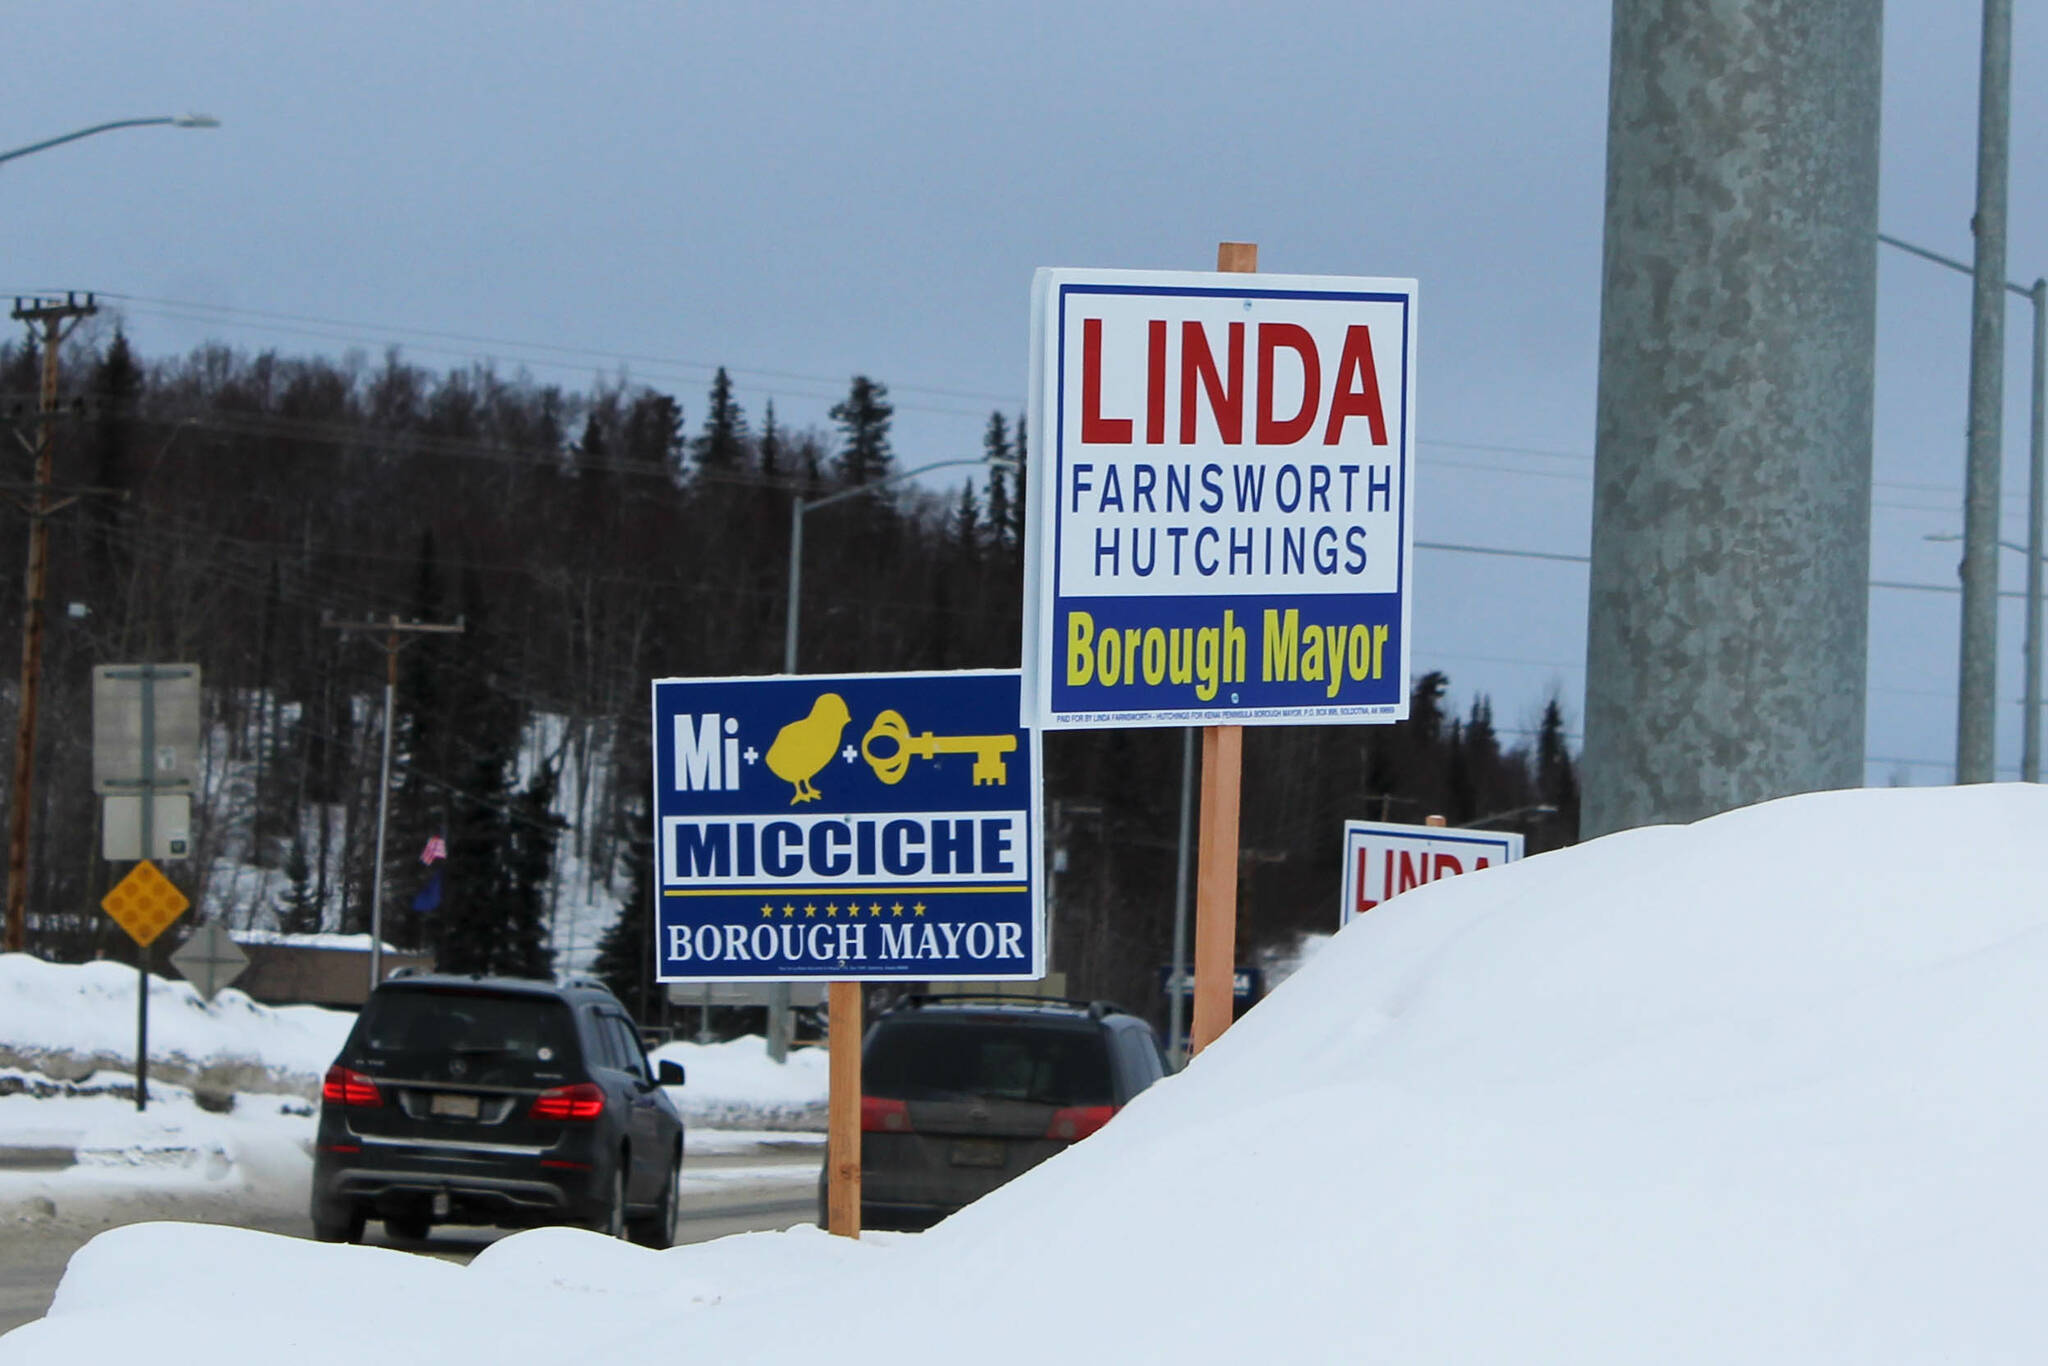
[693,367,749,475]
[1536,697,1581,842]
[593,792,656,1017]
[1010,412,1029,546]
[829,376,894,486]
[622,389,686,476]
[983,411,1012,548]
[758,399,782,479]
[279,834,323,935]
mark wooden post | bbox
[825,979,862,1237]
[1187,241,1257,1058]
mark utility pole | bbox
[1957,0,2014,783]
[324,613,464,993]
[5,292,98,953]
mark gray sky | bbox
[6,1,2045,784]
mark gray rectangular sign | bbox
[92,664,201,794]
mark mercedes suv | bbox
[831,996,1168,1231]
[311,974,686,1247]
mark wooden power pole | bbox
[5,292,98,953]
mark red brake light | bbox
[530,1082,605,1121]
[1045,1105,1116,1142]
[322,1065,382,1108]
[861,1096,911,1132]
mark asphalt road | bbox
[0,1145,822,1337]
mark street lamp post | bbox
[771,455,1006,1059]
[1882,232,2045,781]
[0,113,219,170]
[0,114,219,956]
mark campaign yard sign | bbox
[1339,820,1523,927]
[650,670,1042,982]
[1023,267,1418,730]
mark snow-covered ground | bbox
[651,1036,828,1129]
[0,955,355,1094]
[11,783,2048,1362]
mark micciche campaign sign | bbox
[649,670,1042,982]
[1023,267,1418,730]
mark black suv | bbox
[311,974,686,1247]
[830,996,1167,1231]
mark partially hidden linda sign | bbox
[1023,267,1418,729]
[1340,820,1522,927]
[650,670,1042,981]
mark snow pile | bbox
[12,784,2048,1363]
[0,1069,316,1227]
[0,954,354,1096]
[652,1036,829,1130]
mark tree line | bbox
[0,327,1578,1027]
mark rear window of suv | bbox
[865,1017,1113,1107]
[353,988,576,1082]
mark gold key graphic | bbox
[861,709,1017,786]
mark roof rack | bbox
[890,993,1126,1021]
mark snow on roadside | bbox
[651,1036,828,1130]
[0,954,354,1097]
[11,785,2048,1363]
[0,1068,315,1228]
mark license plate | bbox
[949,1139,1006,1169]
[431,1092,479,1119]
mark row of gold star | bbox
[757,901,928,919]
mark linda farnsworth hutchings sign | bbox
[1023,266,1418,730]
[649,670,1043,982]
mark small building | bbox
[230,931,433,1009]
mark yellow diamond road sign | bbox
[101,859,190,946]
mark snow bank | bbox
[0,1069,316,1228]
[0,954,353,1096]
[13,784,2048,1363]
[652,1036,829,1130]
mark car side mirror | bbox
[656,1060,686,1086]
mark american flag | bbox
[420,835,448,865]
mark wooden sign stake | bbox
[1188,240,1257,1058]
[826,979,862,1237]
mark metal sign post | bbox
[94,663,199,1112]
[650,670,1044,1238]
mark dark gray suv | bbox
[831,996,1167,1231]
[312,974,685,1247]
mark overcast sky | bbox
[5,1,2046,785]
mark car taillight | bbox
[321,1065,382,1108]
[1045,1105,1116,1142]
[861,1096,911,1132]
[530,1082,605,1120]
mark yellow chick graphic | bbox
[767,692,853,804]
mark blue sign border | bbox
[649,669,1044,983]
[1027,271,1417,730]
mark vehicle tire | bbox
[628,1153,680,1249]
[384,1213,432,1243]
[592,1159,627,1239]
[313,1205,366,1245]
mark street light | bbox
[3,114,221,954]
[783,455,1006,677]
[0,114,220,168]
[1885,232,2046,784]
[768,454,1013,1058]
